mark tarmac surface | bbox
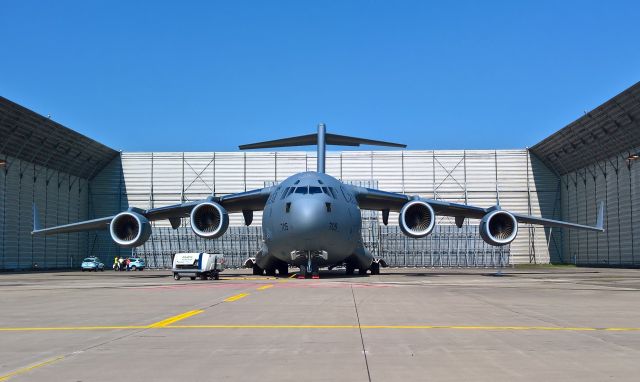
[1,266,640,381]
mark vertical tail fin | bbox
[317,123,326,173]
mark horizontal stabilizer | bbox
[239,133,406,150]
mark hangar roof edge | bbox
[0,96,119,179]
[530,81,640,175]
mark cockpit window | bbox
[327,187,338,199]
[294,186,308,194]
[280,187,290,199]
[309,187,323,194]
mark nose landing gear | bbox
[296,251,321,279]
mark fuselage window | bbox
[309,186,323,194]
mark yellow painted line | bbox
[289,273,296,278]
[0,355,65,381]
[224,293,250,302]
[0,326,148,331]
[1,324,640,332]
[148,310,204,328]
[257,284,274,291]
[165,325,640,332]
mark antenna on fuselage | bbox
[239,124,406,174]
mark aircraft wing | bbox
[350,186,605,232]
[32,186,274,236]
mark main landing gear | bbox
[252,262,289,277]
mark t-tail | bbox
[238,124,406,173]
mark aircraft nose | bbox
[290,199,329,238]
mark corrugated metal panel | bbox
[605,160,621,263]
[0,154,92,270]
[3,157,20,268]
[497,150,529,192]
[0,160,5,267]
[617,154,633,265]
[585,172,598,264]
[325,152,342,180]
[402,151,433,194]
[341,151,372,181]
[246,152,276,190]
[153,152,184,206]
[632,157,640,265]
[275,152,307,182]
[594,165,608,263]
[17,161,34,269]
[372,151,403,192]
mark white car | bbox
[81,257,105,272]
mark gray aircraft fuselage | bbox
[258,171,372,270]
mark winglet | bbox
[595,201,605,231]
[32,203,42,234]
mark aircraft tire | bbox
[370,262,380,275]
[358,268,368,276]
[174,273,180,280]
[278,263,289,277]
[252,264,263,275]
[345,264,354,275]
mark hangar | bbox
[1,82,639,270]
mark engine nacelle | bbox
[399,200,436,238]
[109,211,152,248]
[190,202,229,239]
[479,210,518,246]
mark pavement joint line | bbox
[257,284,274,290]
[0,355,65,381]
[2,325,640,332]
[224,293,250,302]
[147,310,204,328]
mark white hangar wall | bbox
[104,149,561,265]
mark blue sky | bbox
[1,1,638,152]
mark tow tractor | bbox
[172,253,225,281]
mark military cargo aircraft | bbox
[33,124,604,278]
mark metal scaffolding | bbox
[133,223,509,269]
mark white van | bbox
[172,253,225,281]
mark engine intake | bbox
[109,212,152,248]
[479,210,518,246]
[399,200,436,238]
[190,202,229,239]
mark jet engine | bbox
[190,201,229,239]
[109,211,152,248]
[399,200,436,238]
[479,210,518,246]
